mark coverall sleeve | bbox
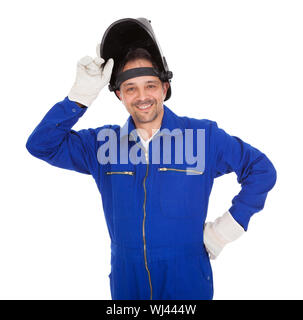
[211,121,277,230]
[26,96,100,175]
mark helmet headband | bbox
[109,67,172,91]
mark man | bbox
[26,18,277,300]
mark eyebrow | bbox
[123,80,160,87]
[123,82,135,87]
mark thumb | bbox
[102,58,114,77]
[96,43,101,59]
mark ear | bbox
[115,89,122,101]
[162,82,170,99]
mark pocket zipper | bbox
[158,167,203,175]
[105,171,135,176]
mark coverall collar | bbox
[120,104,185,142]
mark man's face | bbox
[116,59,169,125]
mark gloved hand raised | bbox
[68,43,114,107]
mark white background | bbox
[0,0,302,300]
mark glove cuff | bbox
[213,211,245,243]
[204,211,245,259]
[68,91,96,108]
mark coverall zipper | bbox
[143,150,153,300]
[158,167,203,175]
[131,133,153,300]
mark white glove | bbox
[203,211,245,260]
[68,43,114,107]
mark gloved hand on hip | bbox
[68,43,114,107]
[203,211,245,259]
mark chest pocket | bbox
[158,166,204,219]
[105,165,136,220]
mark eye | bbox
[126,87,135,92]
[147,84,156,89]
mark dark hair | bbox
[116,48,161,76]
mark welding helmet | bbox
[100,17,173,101]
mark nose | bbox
[136,86,148,101]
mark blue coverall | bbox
[26,97,277,300]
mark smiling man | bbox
[26,18,277,300]
[115,49,170,142]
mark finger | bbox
[86,62,102,76]
[78,56,93,67]
[86,68,101,76]
[85,57,103,73]
[93,56,105,68]
[96,43,101,59]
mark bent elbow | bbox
[26,134,36,156]
[25,132,50,159]
[262,155,277,192]
[268,160,277,191]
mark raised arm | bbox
[26,44,114,174]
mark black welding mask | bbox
[100,17,173,101]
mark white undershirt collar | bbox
[136,128,160,152]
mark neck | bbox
[136,122,161,140]
[136,127,160,141]
[133,115,163,141]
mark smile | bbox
[137,103,153,111]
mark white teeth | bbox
[138,103,152,110]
